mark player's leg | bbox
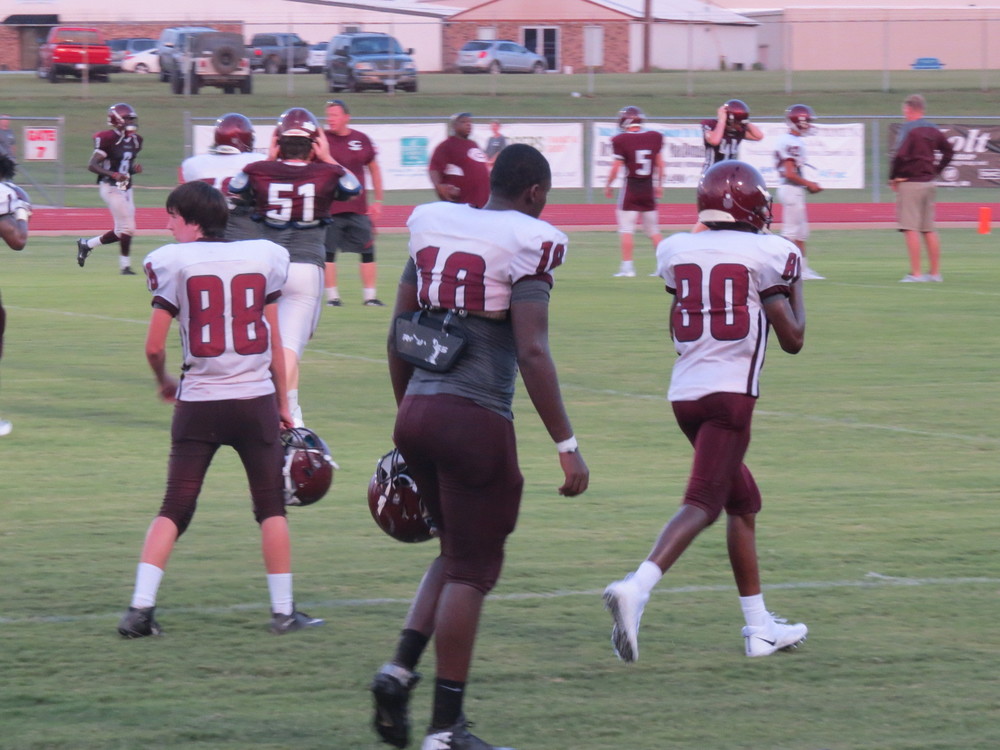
[277,262,324,427]
[323,221,342,305]
[614,209,637,277]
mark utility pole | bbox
[643,0,652,72]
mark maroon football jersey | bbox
[324,128,376,215]
[428,136,490,209]
[241,160,346,228]
[92,129,143,189]
[610,129,663,212]
[701,119,747,171]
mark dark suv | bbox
[326,32,417,93]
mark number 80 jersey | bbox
[406,202,568,313]
[655,229,801,402]
[143,239,290,402]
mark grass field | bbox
[3,69,1000,208]
[1,227,997,749]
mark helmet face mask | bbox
[723,98,749,135]
[367,449,436,543]
[618,105,644,131]
[108,103,138,133]
[696,160,772,232]
[213,113,254,154]
[281,427,337,507]
[785,103,815,135]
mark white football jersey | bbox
[0,181,24,216]
[406,202,568,312]
[180,152,265,204]
[143,238,290,402]
[655,229,801,401]
[774,132,809,184]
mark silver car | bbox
[456,40,546,74]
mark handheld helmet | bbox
[367,449,436,543]
[281,427,338,507]
[723,99,750,132]
[275,107,321,140]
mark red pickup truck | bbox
[38,27,113,82]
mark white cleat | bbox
[612,270,636,278]
[742,614,808,657]
[603,576,649,663]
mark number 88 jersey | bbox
[655,229,801,402]
[143,238,290,402]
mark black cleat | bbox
[326,298,343,307]
[371,663,421,748]
[269,608,324,635]
[422,716,514,750]
[76,239,92,267]
[363,298,386,307]
[121,267,136,276]
[118,606,163,638]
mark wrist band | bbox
[556,436,578,453]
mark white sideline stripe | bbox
[1,574,996,626]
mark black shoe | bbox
[363,298,386,307]
[269,608,324,635]
[422,716,513,750]
[118,606,163,638]
[371,663,421,748]
[76,239,91,267]
[121,267,136,276]
[326,298,342,307]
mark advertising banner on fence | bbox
[889,123,1000,187]
[592,121,866,190]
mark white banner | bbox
[592,121,866,190]
[194,122,584,191]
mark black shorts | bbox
[159,394,285,534]
[324,213,375,262]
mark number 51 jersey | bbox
[655,229,801,402]
[143,239,290,402]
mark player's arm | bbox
[387,269,420,406]
[145,306,178,402]
[653,150,665,199]
[744,120,764,142]
[704,109,727,146]
[779,156,821,193]
[265,302,294,429]
[763,278,806,354]
[428,168,458,202]
[0,214,27,251]
[510,294,589,498]
[367,157,384,221]
[604,159,622,199]
[87,149,123,183]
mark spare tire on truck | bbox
[212,44,240,75]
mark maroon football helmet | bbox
[723,99,750,130]
[213,113,255,154]
[696,160,772,232]
[275,107,320,141]
[367,449,436,543]
[618,105,644,131]
[281,427,337,507]
[785,103,815,135]
[108,103,138,133]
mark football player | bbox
[179,112,265,240]
[118,181,323,638]
[428,112,490,209]
[0,152,30,437]
[604,105,664,277]
[76,103,143,275]
[230,106,359,428]
[604,160,808,664]
[321,99,385,307]
[701,98,764,171]
[369,144,589,750]
[775,103,824,279]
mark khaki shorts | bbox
[896,180,937,233]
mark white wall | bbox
[630,22,757,72]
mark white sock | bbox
[119,255,130,270]
[267,573,293,616]
[621,260,635,271]
[363,287,377,302]
[326,286,340,301]
[131,562,164,608]
[631,560,663,596]
[740,593,770,628]
[87,237,100,249]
